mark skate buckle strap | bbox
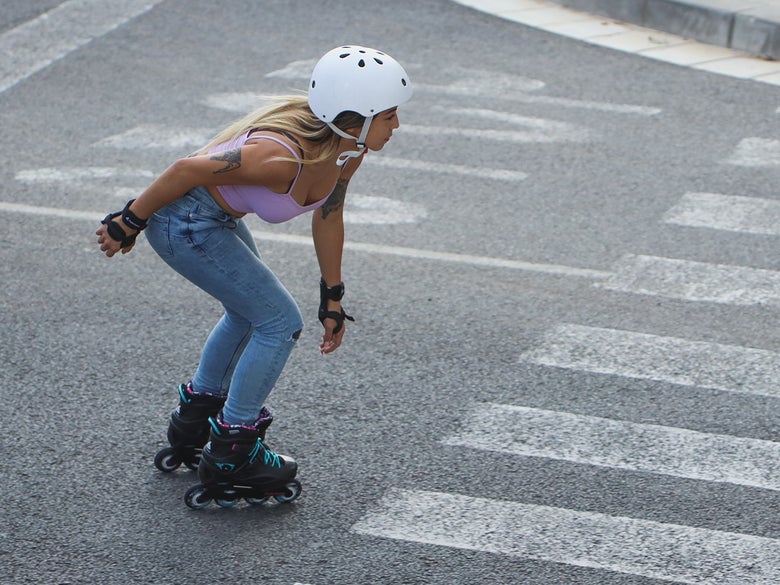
[177,383,191,404]
[209,417,223,436]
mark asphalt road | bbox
[2,1,780,584]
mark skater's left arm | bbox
[312,160,360,355]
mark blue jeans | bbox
[145,186,304,425]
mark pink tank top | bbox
[209,131,329,224]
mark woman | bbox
[96,45,413,507]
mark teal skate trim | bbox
[208,417,222,436]
[248,440,282,468]
[178,383,191,404]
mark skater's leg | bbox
[219,304,301,425]
[189,214,263,395]
[192,295,300,418]
[218,217,302,424]
[146,186,303,424]
[192,310,252,396]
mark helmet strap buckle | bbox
[330,117,372,167]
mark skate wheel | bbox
[274,479,302,503]
[154,447,181,473]
[215,498,238,508]
[184,485,212,510]
[245,497,269,506]
[183,454,200,472]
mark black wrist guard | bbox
[320,278,345,301]
[101,199,148,249]
[318,307,355,334]
[319,278,354,334]
[121,199,148,231]
[101,211,138,248]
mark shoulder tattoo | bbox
[320,178,348,219]
[211,148,242,174]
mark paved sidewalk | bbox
[454,0,780,84]
[541,0,780,60]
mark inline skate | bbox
[184,413,301,509]
[153,382,227,472]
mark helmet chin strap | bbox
[328,117,373,167]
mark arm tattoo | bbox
[210,148,242,174]
[320,178,348,220]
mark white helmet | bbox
[309,45,413,165]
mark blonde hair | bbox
[198,94,366,165]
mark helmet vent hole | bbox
[358,59,365,67]
[311,80,316,88]
[401,78,407,86]
[374,58,383,65]
[339,53,350,59]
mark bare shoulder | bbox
[242,131,302,183]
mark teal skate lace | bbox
[248,440,282,468]
[263,446,281,468]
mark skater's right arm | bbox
[96,141,298,257]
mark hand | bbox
[319,315,347,354]
[96,221,136,257]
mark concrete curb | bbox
[549,0,780,59]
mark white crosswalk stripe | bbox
[401,122,588,143]
[15,167,154,182]
[663,192,780,236]
[362,155,527,181]
[202,92,274,113]
[596,253,780,305]
[352,488,780,585]
[423,105,591,142]
[519,323,780,397]
[727,138,780,166]
[94,124,215,150]
[443,403,780,490]
[0,0,165,94]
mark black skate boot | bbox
[184,413,301,509]
[153,382,226,472]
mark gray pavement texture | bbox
[550,0,780,59]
